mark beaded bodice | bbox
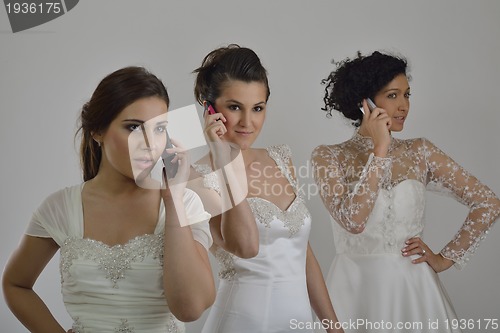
[60,234,185,333]
[194,144,311,281]
[26,185,212,333]
[60,235,164,288]
[311,131,500,269]
[59,229,185,333]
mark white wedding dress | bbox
[194,145,314,333]
[311,132,500,333]
[25,184,212,333]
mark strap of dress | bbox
[266,145,299,195]
[192,163,221,195]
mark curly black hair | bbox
[321,51,408,126]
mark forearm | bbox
[436,253,454,272]
[305,246,343,333]
[424,138,500,268]
[216,158,248,210]
[3,284,66,333]
[2,235,63,333]
[440,194,500,268]
[313,149,391,234]
[219,199,259,258]
[337,160,389,232]
[211,154,259,257]
[162,197,215,321]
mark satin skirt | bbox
[325,253,462,333]
[202,278,314,333]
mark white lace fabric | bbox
[311,131,500,269]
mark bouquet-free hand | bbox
[402,237,454,273]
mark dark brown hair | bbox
[76,66,169,181]
[193,44,270,105]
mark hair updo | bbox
[193,44,270,105]
[321,51,408,126]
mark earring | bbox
[94,139,101,147]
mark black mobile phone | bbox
[162,130,178,179]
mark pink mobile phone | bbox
[205,101,217,115]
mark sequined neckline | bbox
[247,195,299,213]
[60,234,164,288]
[80,233,158,249]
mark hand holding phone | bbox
[162,131,178,179]
[202,100,227,141]
[359,98,377,115]
[360,98,392,156]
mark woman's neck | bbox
[88,170,148,198]
[357,125,391,138]
[241,148,260,169]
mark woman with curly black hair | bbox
[311,51,500,332]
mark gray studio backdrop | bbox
[1,1,499,332]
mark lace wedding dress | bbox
[195,145,314,333]
[311,132,500,333]
[26,185,212,333]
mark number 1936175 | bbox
[6,2,62,14]
[445,318,498,330]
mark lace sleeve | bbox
[311,145,392,233]
[422,138,500,269]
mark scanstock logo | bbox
[4,0,79,33]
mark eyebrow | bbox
[381,87,410,93]
[225,99,266,106]
[122,119,168,125]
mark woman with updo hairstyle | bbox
[190,44,343,333]
[312,51,500,332]
[3,66,215,333]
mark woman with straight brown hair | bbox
[2,66,215,333]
